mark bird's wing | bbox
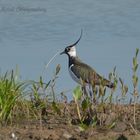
[70,61,102,85]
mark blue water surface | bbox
[0,0,140,100]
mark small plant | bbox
[50,64,61,102]
[73,86,82,121]
[108,67,118,104]
[98,81,106,103]
[72,66,118,129]
[29,64,61,121]
[73,85,93,129]
[30,76,50,109]
[49,64,61,115]
[132,48,139,125]
[119,77,128,104]
[0,70,26,124]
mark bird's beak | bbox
[60,50,65,55]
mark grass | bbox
[0,70,27,124]
[71,48,139,131]
[0,48,139,139]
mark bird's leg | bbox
[89,84,94,102]
[92,84,97,104]
[81,85,88,98]
[80,79,88,98]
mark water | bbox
[0,0,140,100]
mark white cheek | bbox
[69,51,76,57]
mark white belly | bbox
[68,66,93,95]
[68,65,81,84]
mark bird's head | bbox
[60,45,76,57]
[60,30,83,57]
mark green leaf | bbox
[133,76,138,87]
[136,48,139,57]
[114,78,118,88]
[91,115,98,127]
[108,73,112,81]
[99,85,105,97]
[134,64,139,71]
[104,88,106,95]
[45,80,51,89]
[119,77,123,86]
[33,83,37,91]
[113,66,117,76]
[136,77,138,85]
[73,86,82,100]
[81,98,90,111]
[78,123,88,131]
[124,85,128,94]
[133,57,137,67]
[52,102,61,115]
[108,122,116,129]
[55,64,61,75]
[39,76,43,87]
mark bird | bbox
[60,31,114,89]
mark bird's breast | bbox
[68,64,81,84]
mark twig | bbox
[74,98,82,122]
[129,123,138,135]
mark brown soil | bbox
[0,103,140,140]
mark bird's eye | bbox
[66,47,70,51]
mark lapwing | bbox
[60,31,114,89]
